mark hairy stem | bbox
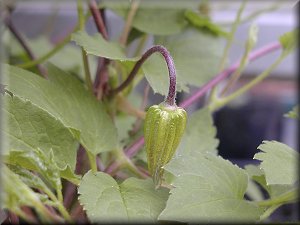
[110,45,177,106]
[104,41,281,173]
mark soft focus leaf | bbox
[78,171,169,222]
[3,64,117,155]
[254,141,299,185]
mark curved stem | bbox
[110,45,177,106]
[104,41,282,174]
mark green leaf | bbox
[159,153,262,222]
[254,141,299,185]
[71,31,138,61]
[78,171,169,222]
[177,108,219,156]
[143,28,223,95]
[3,64,117,155]
[279,29,298,53]
[184,10,228,37]
[101,1,189,35]
[1,94,77,170]
[284,105,298,119]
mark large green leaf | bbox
[3,64,117,155]
[101,1,190,35]
[1,94,77,171]
[254,141,299,185]
[78,171,169,222]
[143,28,223,95]
[159,153,262,222]
[177,108,219,156]
[71,31,138,61]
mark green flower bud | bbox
[144,102,187,188]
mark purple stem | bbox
[111,45,177,106]
[179,41,281,108]
[104,41,281,173]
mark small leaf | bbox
[159,153,262,222]
[184,9,228,37]
[1,94,78,171]
[78,171,169,222]
[284,105,298,119]
[254,141,299,185]
[71,31,138,61]
[143,28,223,95]
[279,29,298,54]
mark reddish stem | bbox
[89,0,108,40]
[111,45,177,106]
[179,41,281,108]
[4,16,47,78]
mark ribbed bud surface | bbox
[144,103,187,188]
